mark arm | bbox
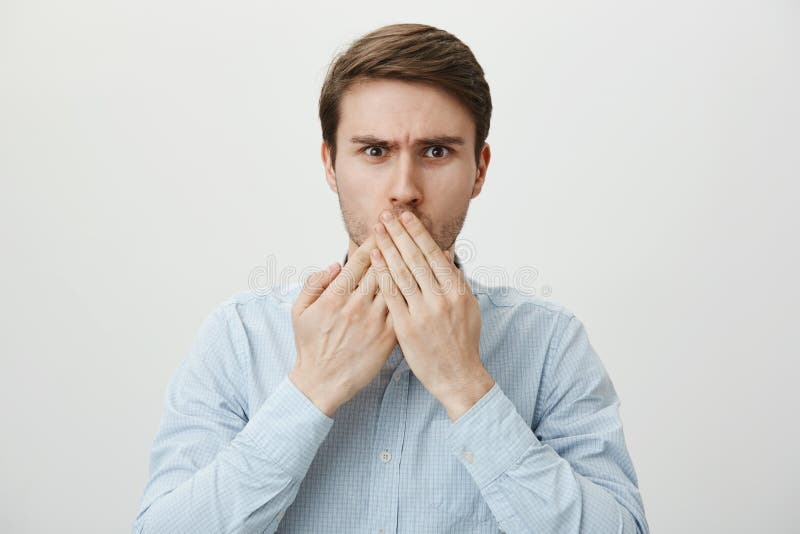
[446,313,650,533]
[132,304,334,534]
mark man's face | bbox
[322,78,490,254]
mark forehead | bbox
[337,78,475,142]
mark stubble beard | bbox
[337,194,468,253]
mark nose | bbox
[388,153,422,208]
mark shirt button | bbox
[463,451,474,464]
[393,374,401,381]
[380,449,392,463]
[378,530,384,534]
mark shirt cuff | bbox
[446,382,539,489]
[237,374,335,481]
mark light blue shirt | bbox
[133,260,649,533]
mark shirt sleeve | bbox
[446,313,650,534]
[132,303,334,534]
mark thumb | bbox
[293,262,340,318]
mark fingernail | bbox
[381,211,393,222]
[327,262,339,273]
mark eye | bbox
[424,146,450,158]
[363,146,387,158]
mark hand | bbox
[290,234,397,417]
[370,210,495,421]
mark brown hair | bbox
[319,23,492,167]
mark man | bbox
[133,23,649,533]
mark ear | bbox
[321,141,338,193]
[470,142,491,199]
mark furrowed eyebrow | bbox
[349,135,465,147]
[415,136,465,147]
[350,135,395,148]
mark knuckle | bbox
[422,244,440,258]
[396,276,415,294]
[303,273,321,291]
[340,301,361,319]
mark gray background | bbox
[1,1,797,532]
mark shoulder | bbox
[193,284,303,345]
[215,283,302,316]
[466,274,576,323]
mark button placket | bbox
[367,364,410,534]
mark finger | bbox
[436,248,467,297]
[384,305,395,336]
[373,222,422,307]
[354,265,380,302]
[292,262,340,318]
[378,210,438,293]
[324,234,377,300]
[397,210,456,286]
[371,248,409,319]
[372,289,389,318]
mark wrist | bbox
[288,369,342,418]
[440,367,495,422]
